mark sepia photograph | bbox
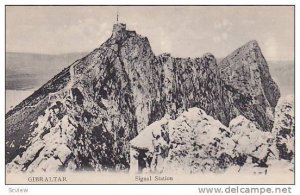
[5,5,295,184]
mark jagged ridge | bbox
[5,23,281,171]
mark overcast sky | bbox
[6,6,294,61]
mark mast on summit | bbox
[116,8,119,23]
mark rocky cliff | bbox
[130,98,294,174]
[218,40,281,131]
[6,23,281,172]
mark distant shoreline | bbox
[5,89,35,113]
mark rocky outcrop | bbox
[157,53,238,126]
[6,23,281,172]
[229,115,276,169]
[166,108,235,173]
[5,67,71,164]
[218,40,281,131]
[130,102,294,174]
[272,96,294,161]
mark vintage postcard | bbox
[5,5,294,184]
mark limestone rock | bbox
[5,24,282,172]
[272,95,294,161]
[219,40,281,131]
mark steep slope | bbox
[157,53,238,126]
[5,66,71,164]
[218,40,281,131]
[6,23,280,171]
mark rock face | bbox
[130,103,294,174]
[218,40,281,131]
[165,108,235,174]
[272,96,294,161]
[6,23,281,172]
